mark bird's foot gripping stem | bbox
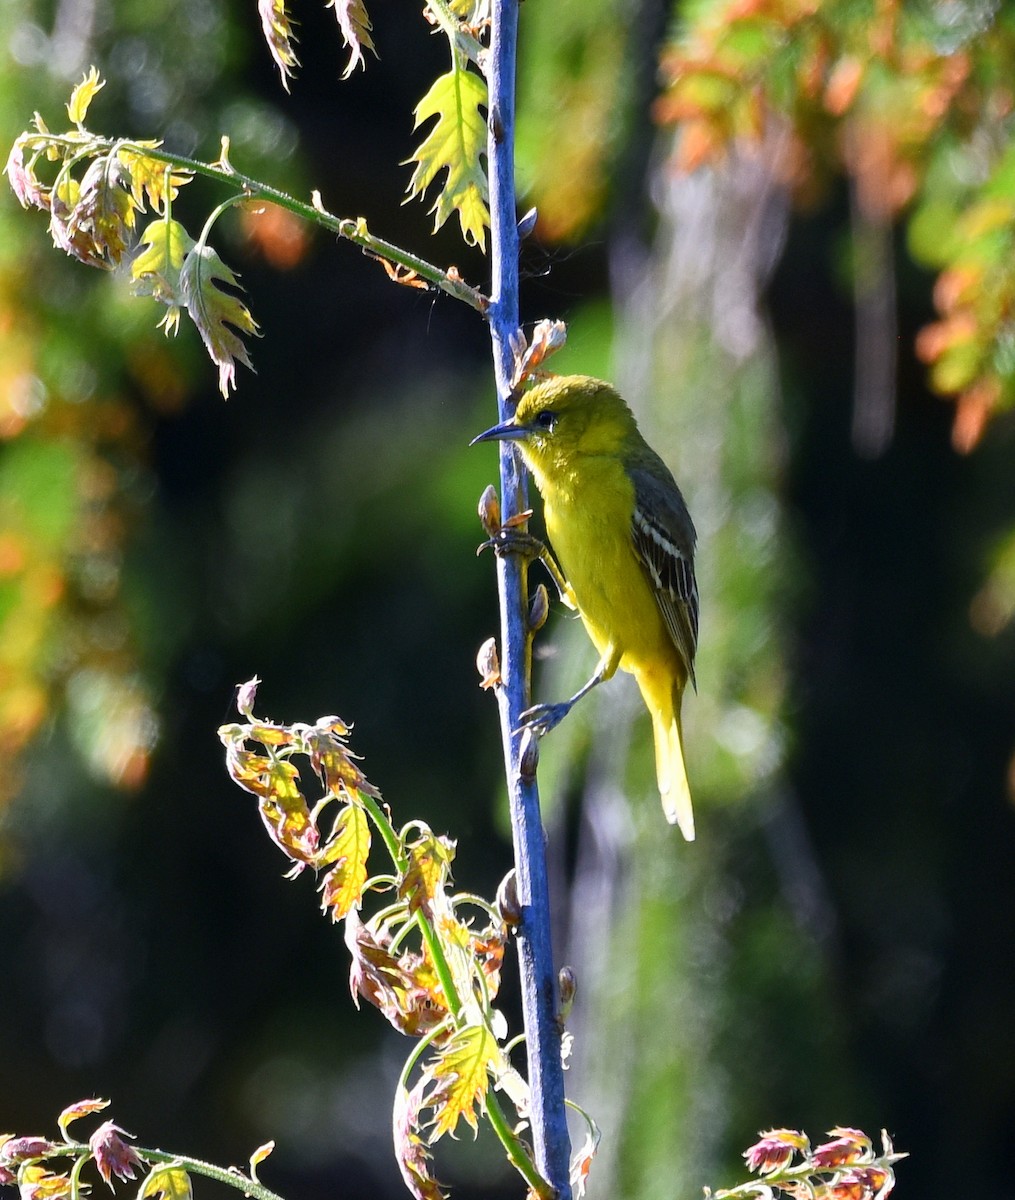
[477,525,576,611]
[477,524,546,563]
[516,701,574,738]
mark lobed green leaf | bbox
[405,66,489,250]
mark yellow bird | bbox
[473,374,699,840]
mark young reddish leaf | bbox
[258,0,300,91]
[393,1080,447,1200]
[5,139,50,211]
[318,802,370,918]
[345,909,413,1015]
[235,677,261,719]
[1,1139,57,1163]
[328,0,377,80]
[509,318,568,388]
[399,831,455,917]
[744,1129,808,1174]
[345,910,448,1036]
[469,925,506,998]
[66,67,104,127]
[405,66,490,250]
[57,1099,110,1139]
[811,1130,872,1168]
[426,1023,498,1138]
[49,174,105,267]
[221,728,319,863]
[138,1166,192,1200]
[302,723,379,800]
[64,154,137,266]
[88,1122,142,1189]
[475,636,500,689]
[179,244,259,397]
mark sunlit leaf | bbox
[131,217,193,319]
[66,67,104,127]
[117,147,191,213]
[426,1023,498,1138]
[256,757,319,862]
[328,0,377,80]
[345,908,413,1014]
[220,729,319,863]
[179,244,258,397]
[405,66,489,250]
[138,1166,192,1200]
[318,803,370,918]
[17,1166,75,1200]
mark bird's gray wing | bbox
[629,464,699,687]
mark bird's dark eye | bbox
[534,411,557,431]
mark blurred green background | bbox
[1,3,1013,1200]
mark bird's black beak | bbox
[470,419,528,447]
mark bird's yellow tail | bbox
[640,673,695,840]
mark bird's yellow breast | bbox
[536,455,677,675]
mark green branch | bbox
[43,1145,287,1200]
[15,132,489,314]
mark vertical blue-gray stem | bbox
[486,1,572,1194]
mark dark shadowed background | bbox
[1,2,1013,1200]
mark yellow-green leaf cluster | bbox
[219,680,536,1200]
[5,72,261,395]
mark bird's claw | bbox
[516,701,572,738]
[476,528,547,561]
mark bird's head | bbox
[471,375,637,476]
